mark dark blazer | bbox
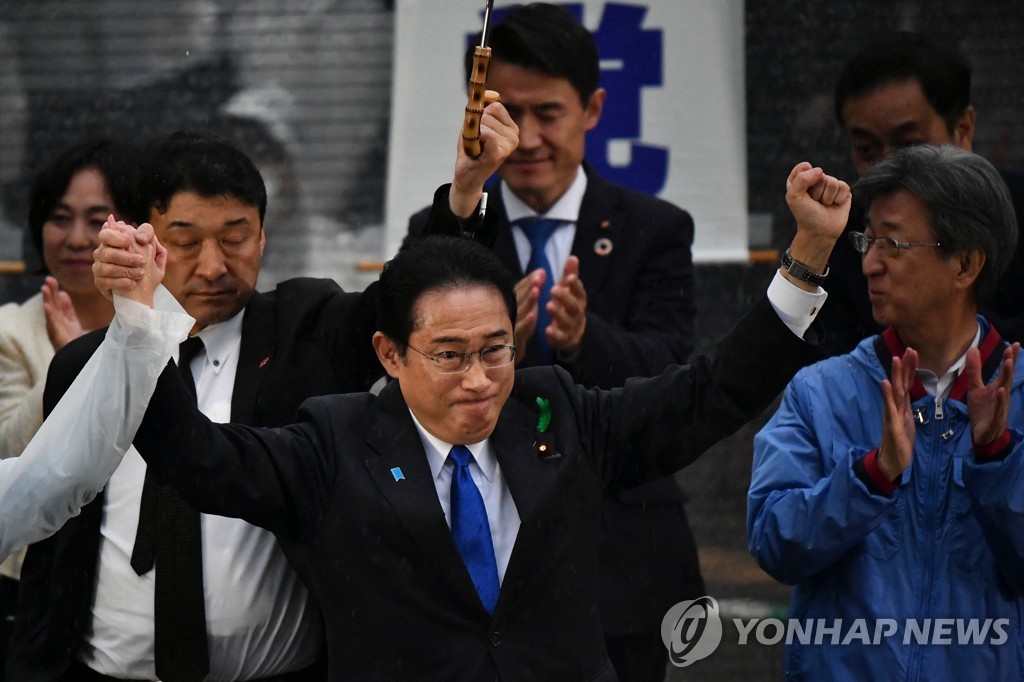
[407,164,696,386]
[129,292,818,681]
[7,278,378,681]
[407,166,700,636]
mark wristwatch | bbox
[781,249,828,286]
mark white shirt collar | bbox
[193,307,245,376]
[916,323,982,399]
[501,165,588,224]
[407,409,497,484]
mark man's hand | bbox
[120,222,167,307]
[966,342,1019,445]
[877,348,919,481]
[546,256,587,354]
[449,91,520,219]
[514,269,543,364]
[94,216,166,307]
[93,217,147,300]
[782,162,852,291]
[40,276,83,351]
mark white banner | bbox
[385,0,748,263]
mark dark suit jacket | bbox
[129,292,818,681]
[407,166,699,635]
[7,278,378,681]
[407,164,696,386]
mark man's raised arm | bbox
[0,219,192,561]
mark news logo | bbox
[660,595,723,668]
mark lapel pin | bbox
[533,397,560,460]
[259,356,270,368]
[594,237,613,256]
[600,220,611,229]
[391,467,405,482]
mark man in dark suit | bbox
[406,6,695,677]
[87,128,850,678]
[820,33,1024,356]
[7,123,518,681]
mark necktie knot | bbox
[516,217,561,251]
[177,336,205,400]
[178,336,205,368]
[449,444,474,469]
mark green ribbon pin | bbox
[535,397,551,433]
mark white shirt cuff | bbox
[767,271,828,339]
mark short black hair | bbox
[27,138,143,270]
[465,2,600,106]
[137,130,267,224]
[834,33,971,133]
[377,236,517,352]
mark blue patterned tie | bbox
[517,218,562,359]
[448,444,500,614]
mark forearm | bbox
[134,369,329,542]
[747,389,896,584]
[588,295,818,490]
[0,289,192,560]
[748,461,895,584]
[420,183,499,248]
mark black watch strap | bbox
[781,249,828,286]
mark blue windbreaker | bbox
[749,321,1024,681]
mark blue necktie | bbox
[517,218,562,359]
[448,444,500,614]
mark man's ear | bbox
[583,87,606,132]
[373,332,402,379]
[956,248,986,290]
[953,105,976,151]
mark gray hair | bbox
[853,144,1018,304]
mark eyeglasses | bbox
[407,343,517,374]
[848,231,941,256]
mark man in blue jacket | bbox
[749,144,1024,679]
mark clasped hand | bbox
[92,216,167,306]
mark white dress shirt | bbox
[409,413,521,584]
[83,299,322,680]
[0,289,191,563]
[503,166,586,278]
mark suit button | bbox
[489,631,502,647]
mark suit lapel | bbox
[572,166,618,289]
[488,393,566,615]
[492,168,620,310]
[363,382,489,617]
[231,292,275,424]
